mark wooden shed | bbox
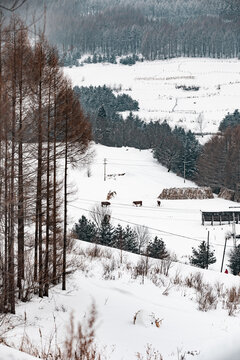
[201,210,240,225]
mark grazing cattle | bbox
[133,200,142,207]
[157,200,161,207]
[101,201,111,207]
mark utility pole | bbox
[232,212,236,248]
[183,160,186,183]
[220,235,228,272]
[206,230,209,269]
[104,158,107,181]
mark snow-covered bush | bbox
[133,309,163,328]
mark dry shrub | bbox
[214,281,224,298]
[159,258,173,277]
[86,245,103,258]
[102,259,117,280]
[133,258,146,279]
[172,270,182,286]
[184,272,203,292]
[101,248,113,259]
[19,328,56,360]
[18,304,106,360]
[63,305,105,360]
[162,282,174,296]
[226,286,240,316]
[136,344,163,360]
[85,245,113,260]
[196,285,217,312]
[74,246,86,256]
[149,270,165,288]
[0,314,26,344]
[76,257,89,273]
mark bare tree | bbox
[90,204,112,230]
[0,1,28,12]
[135,225,150,254]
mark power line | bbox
[68,203,236,248]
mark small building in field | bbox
[201,210,240,225]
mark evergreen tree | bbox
[95,105,108,144]
[219,110,240,132]
[229,244,240,275]
[114,224,125,250]
[114,224,138,253]
[73,215,97,243]
[99,217,116,247]
[124,225,138,253]
[147,236,169,260]
[190,241,216,269]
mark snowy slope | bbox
[4,241,240,360]
[64,58,240,140]
[0,345,39,360]
[67,144,240,271]
[3,144,240,360]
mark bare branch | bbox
[0,0,27,12]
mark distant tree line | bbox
[196,120,240,192]
[35,0,240,62]
[74,85,139,118]
[74,83,240,193]
[74,85,201,180]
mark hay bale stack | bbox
[158,187,214,200]
[218,187,235,201]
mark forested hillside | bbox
[16,0,240,61]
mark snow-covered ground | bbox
[0,345,39,360]
[64,58,240,142]
[3,144,240,360]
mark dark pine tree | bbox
[190,241,216,269]
[73,215,97,243]
[219,110,240,132]
[95,105,111,145]
[147,236,169,260]
[123,225,138,253]
[229,244,240,275]
[99,217,116,247]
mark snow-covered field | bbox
[64,58,240,141]
[68,144,240,271]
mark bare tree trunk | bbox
[9,23,16,314]
[17,27,25,299]
[4,124,8,311]
[34,39,44,298]
[62,106,68,291]
[44,81,51,296]
[52,77,57,285]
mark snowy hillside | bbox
[67,144,240,271]
[3,241,240,360]
[2,144,240,360]
[64,58,240,140]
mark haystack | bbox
[158,187,213,200]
